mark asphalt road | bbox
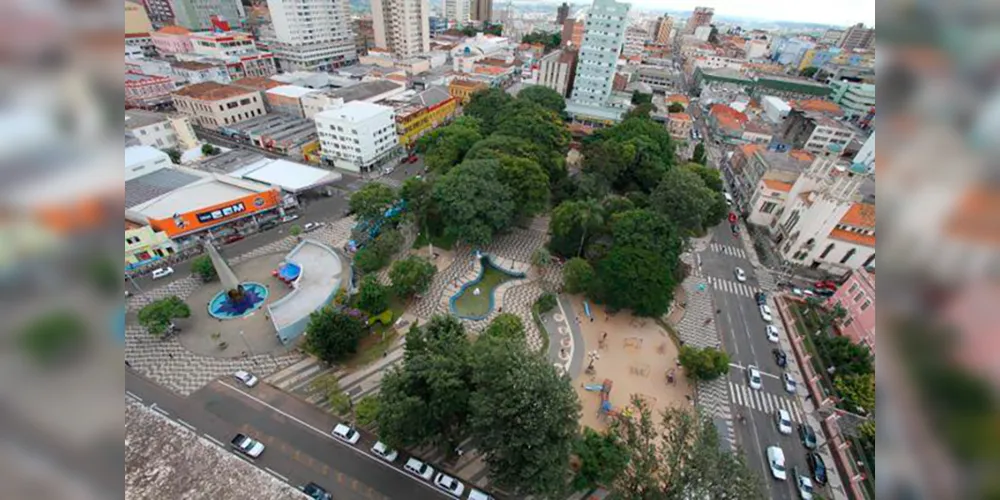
[126,369,479,500]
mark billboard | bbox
[149,189,280,237]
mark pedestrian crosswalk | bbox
[705,276,759,298]
[729,381,804,423]
[710,243,748,259]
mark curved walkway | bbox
[268,239,350,344]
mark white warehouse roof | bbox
[266,85,318,99]
[230,158,341,193]
[315,101,393,123]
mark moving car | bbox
[280,214,300,223]
[259,220,278,231]
[151,267,174,279]
[303,221,324,232]
[793,467,814,500]
[773,348,788,368]
[759,304,773,322]
[775,408,793,435]
[767,446,787,480]
[766,325,780,343]
[783,372,798,394]
[746,365,763,390]
[230,433,265,458]
[807,452,828,485]
[433,472,465,498]
[370,441,398,462]
[734,267,747,282]
[755,291,767,306]
[331,423,360,445]
[300,482,332,500]
[799,423,818,450]
[404,457,435,481]
[233,370,258,388]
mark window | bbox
[862,254,875,268]
[853,291,865,303]
[819,243,835,259]
[240,98,251,105]
[840,248,856,264]
[860,300,871,311]
[848,283,859,294]
[843,317,854,327]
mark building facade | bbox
[125,110,199,151]
[266,85,319,117]
[471,0,492,22]
[667,112,692,140]
[444,0,469,25]
[172,82,267,128]
[372,0,431,59]
[265,0,358,71]
[830,81,875,119]
[315,100,400,173]
[125,72,176,108]
[622,25,647,58]
[169,0,245,31]
[653,15,673,43]
[126,223,178,270]
[686,6,713,33]
[556,2,570,25]
[569,0,630,108]
[561,19,585,48]
[189,30,258,58]
[537,49,578,97]
[837,23,875,51]
[126,0,154,34]
[171,61,232,84]
[782,109,857,154]
[448,78,488,103]
[395,87,459,146]
[828,268,876,352]
[141,0,175,24]
[152,26,194,54]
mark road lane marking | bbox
[125,391,142,402]
[177,419,196,431]
[216,381,450,497]
[150,403,169,416]
[265,467,289,482]
[204,434,225,447]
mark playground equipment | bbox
[272,261,302,286]
[583,300,592,320]
[350,200,407,247]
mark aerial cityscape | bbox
[109,0,985,500]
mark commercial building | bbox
[770,37,815,67]
[744,38,768,59]
[448,78,488,103]
[171,60,232,85]
[301,79,406,118]
[189,30,257,58]
[125,72,176,109]
[167,0,245,31]
[837,23,875,51]
[196,150,342,195]
[126,32,156,58]
[781,109,857,154]
[394,86,459,147]
[125,110,200,151]
[751,74,830,100]
[820,28,844,46]
[537,49,578,97]
[636,66,674,92]
[827,268,876,352]
[265,85,319,117]
[727,145,814,215]
[686,6,713,33]
[567,0,630,122]
[152,26,194,54]
[218,114,318,156]
[265,0,358,72]
[653,15,673,43]
[126,221,178,271]
[556,2,570,25]
[172,81,267,129]
[829,81,875,119]
[372,0,431,59]
[315,100,401,173]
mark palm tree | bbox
[574,199,605,258]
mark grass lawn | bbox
[452,262,518,318]
[345,328,400,370]
[531,302,550,354]
[413,231,457,251]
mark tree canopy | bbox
[356,275,390,314]
[389,255,437,298]
[432,160,516,246]
[678,346,731,381]
[349,182,398,222]
[517,85,567,114]
[667,102,685,113]
[562,257,596,295]
[651,166,724,236]
[483,313,526,343]
[138,296,190,337]
[549,199,606,258]
[572,428,629,491]
[191,255,217,282]
[419,118,484,173]
[463,88,514,133]
[304,306,368,363]
[521,31,561,51]
[593,245,675,317]
[692,142,707,164]
[583,117,677,193]
[494,100,572,153]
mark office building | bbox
[830,81,875,119]
[653,15,673,44]
[686,6,713,34]
[837,23,874,51]
[537,49,578,97]
[556,2,570,25]
[315,100,400,173]
[372,0,431,59]
[569,0,630,108]
[471,0,492,22]
[821,28,844,45]
[443,0,468,25]
[265,0,358,72]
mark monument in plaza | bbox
[205,239,269,319]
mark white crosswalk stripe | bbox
[710,243,748,259]
[729,381,804,423]
[706,276,759,298]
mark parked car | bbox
[300,482,332,500]
[433,472,465,498]
[331,423,360,445]
[814,280,837,290]
[233,370,258,388]
[807,452,828,485]
[734,267,747,282]
[723,192,734,205]
[404,457,435,481]
[767,446,787,481]
[468,489,495,500]
[280,214,300,223]
[223,233,245,244]
[782,372,798,394]
[775,409,793,435]
[815,288,836,297]
[766,325,780,343]
[151,267,174,280]
[230,433,265,458]
[746,365,763,390]
[303,221,324,232]
[793,467,814,500]
[755,291,767,306]
[370,441,398,462]
[406,154,419,164]
[259,220,278,231]
[760,304,773,322]
[773,348,788,368]
[799,423,818,450]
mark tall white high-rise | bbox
[265,0,358,72]
[442,0,468,26]
[569,0,630,108]
[372,0,431,59]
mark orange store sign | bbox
[150,190,280,237]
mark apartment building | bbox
[830,81,875,119]
[443,0,468,25]
[125,110,200,151]
[827,268,876,352]
[168,0,245,31]
[569,0,630,108]
[537,49,578,97]
[372,0,431,59]
[837,23,875,51]
[152,26,193,54]
[265,0,358,72]
[782,109,857,154]
[172,81,267,129]
[556,2,570,25]
[686,6,713,33]
[561,19,585,48]
[126,0,153,34]
[125,72,176,109]
[394,86,459,147]
[653,15,673,43]
[622,25,647,58]
[315,100,400,173]
[471,0,492,22]
[667,112,692,140]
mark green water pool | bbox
[450,258,522,319]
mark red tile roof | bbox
[840,202,876,229]
[173,82,255,101]
[156,26,191,36]
[762,179,793,193]
[828,228,875,247]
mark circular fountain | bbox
[208,282,270,319]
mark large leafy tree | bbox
[465,134,567,185]
[356,275,390,314]
[464,88,514,133]
[495,155,550,219]
[593,246,675,317]
[494,100,572,153]
[583,117,676,193]
[610,209,684,259]
[304,307,368,363]
[549,199,606,258]
[138,296,190,337]
[814,334,874,378]
[692,142,707,164]
[572,428,629,491]
[651,166,720,236]
[377,316,474,451]
[389,255,437,298]
[421,119,484,173]
[470,335,581,497]
[483,313,526,343]
[682,162,724,192]
[562,257,596,295]
[191,255,217,282]
[834,373,876,414]
[432,160,515,246]
[678,346,731,381]
[349,182,398,222]
[517,85,567,114]
[611,398,765,499]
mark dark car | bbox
[807,451,828,485]
[799,423,818,450]
[814,288,836,297]
[301,482,332,500]
[755,291,768,306]
[773,348,788,368]
[259,221,277,231]
[223,233,244,244]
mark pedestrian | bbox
[590,316,594,323]
[497,306,502,313]
[125,360,132,368]
[602,332,608,342]
[168,353,174,359]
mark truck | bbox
[230,433,265,458]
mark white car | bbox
[795,468,815,500]
[734,267,746,282]
[746,365,763,390]
[468,489,495,500]
[766,325,780,343]
[760,304,773,322]
[370,441,398,462]
[151,267,174,279]
[433,472,465,498]
[775,408,793,435]
[767,446,787,480]
[403,457,435,481]
[303,221,324,232]
[331,423,360,445]
[281,214,300,223]
[233,370,258,388]
[783,373,798,394]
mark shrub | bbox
[562,258,595,295]
[678,346,730,381]
[191,255,217,282]
[536,292,558,314]
[355,396,381,427]
[356,276,390,314]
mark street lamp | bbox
[586,350,600,371]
